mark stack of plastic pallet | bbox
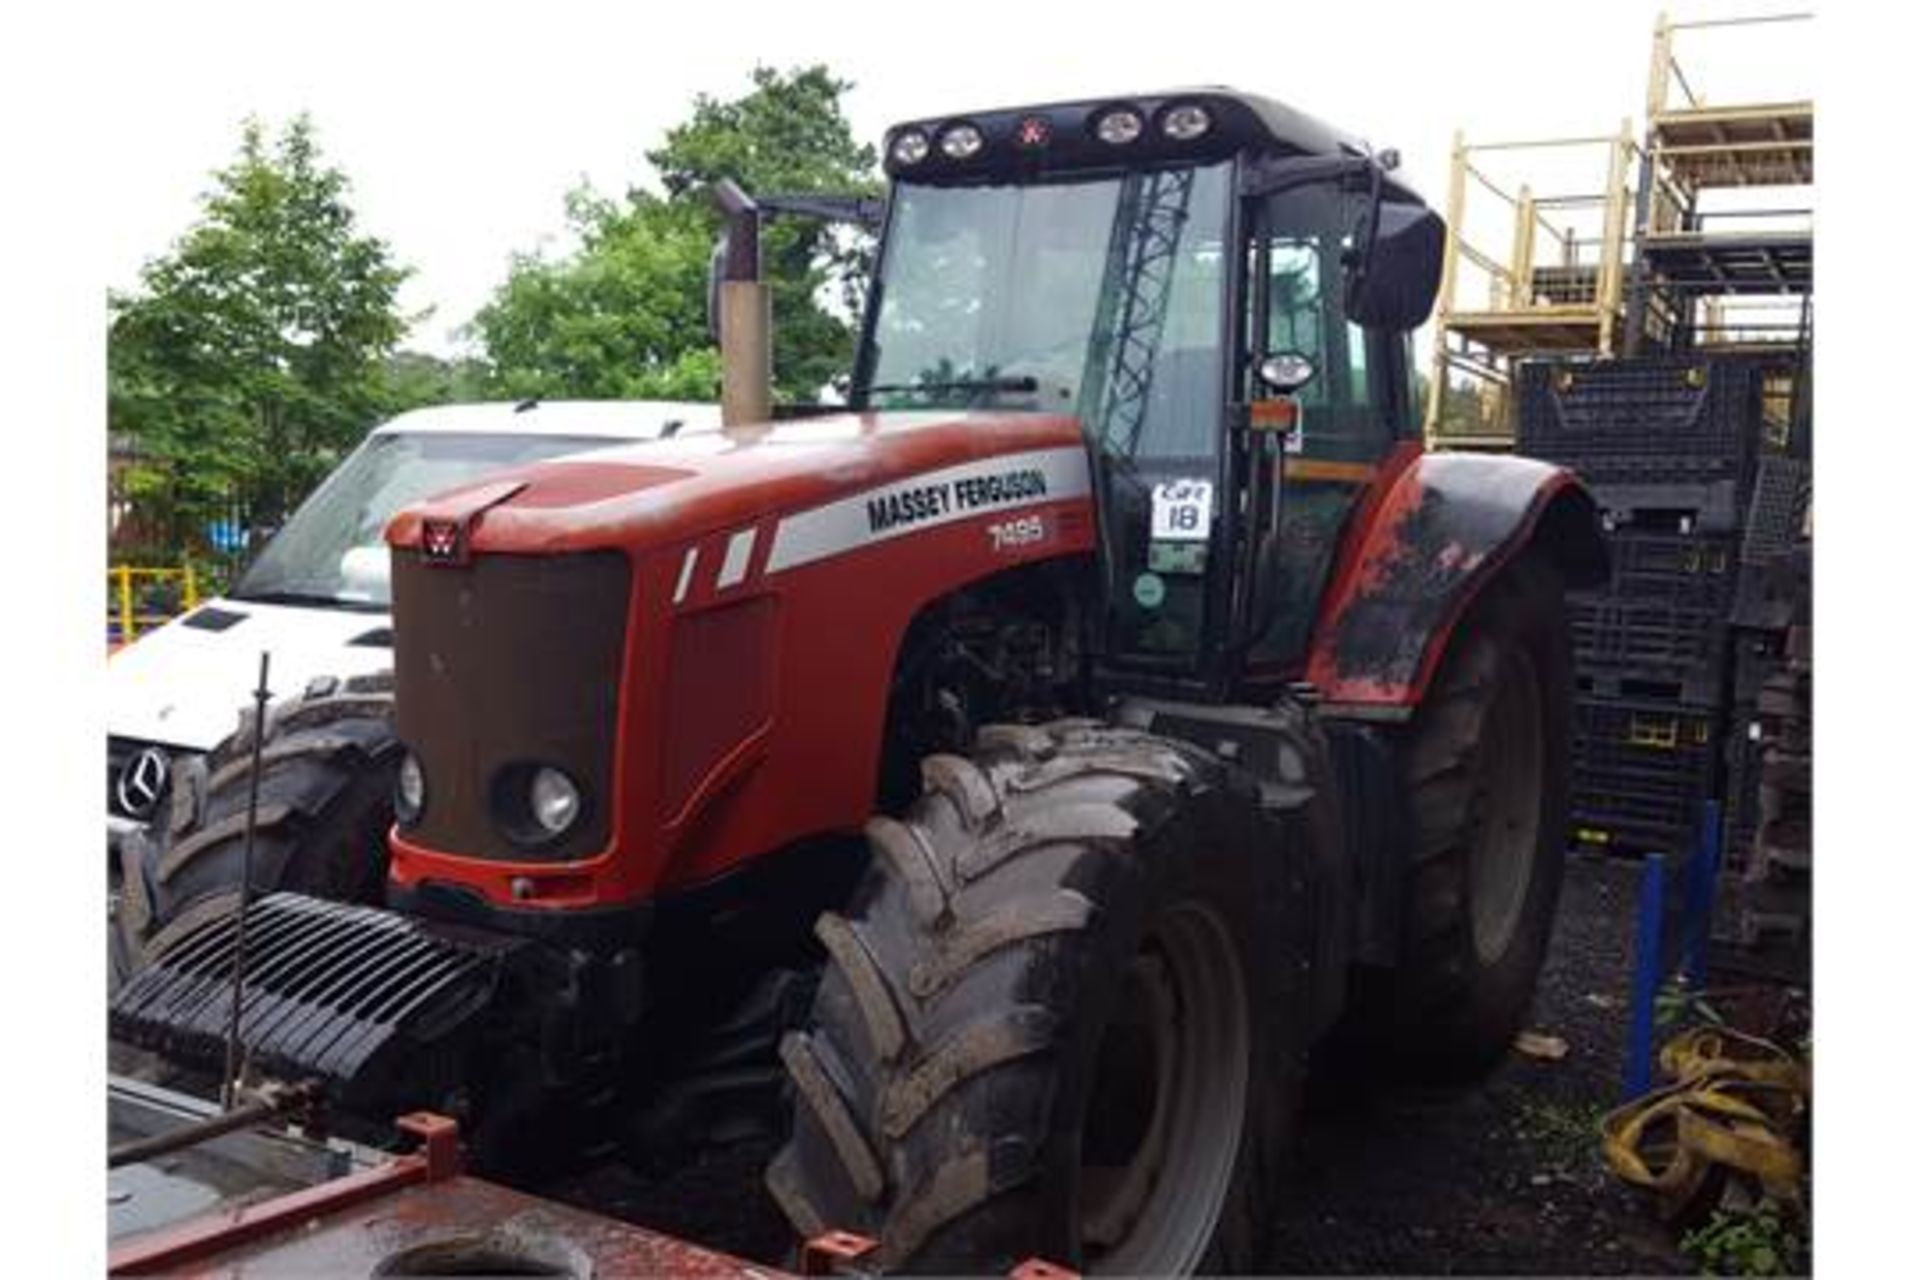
[1724,455,1812,858]
[1722,470,1811,976]
[1517,353,1783,857]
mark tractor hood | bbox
[382,408,1101,909]
[386,411,1090,562]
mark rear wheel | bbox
[766,720,1311,1274]
[115,672,399,970]
[1350,553,1573,1079]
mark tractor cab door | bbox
[1243,180,1419,671]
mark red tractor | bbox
[114,89,1606,1274]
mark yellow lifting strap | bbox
[1602,1027,1809,1217]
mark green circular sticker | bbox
[1132,571,1166,609]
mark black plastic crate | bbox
[1739,455,1812,566]
[1570,696,1724,856]
[1570,595,1731,673]
[1517,355,1770,472]
[1576,664,1725,706]
[1570,802,1699,857]
[1593,480,1745,536]
[1600,531,1738,607]
[1573,696,1723,776]
[1569,454,1753,490]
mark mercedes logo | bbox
[116,747,172,819]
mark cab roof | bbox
[882,87,1374,182]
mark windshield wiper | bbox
[865,375,1040,397]
[228,589,384,612]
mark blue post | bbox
[1625,852,1667,1100]
[1684,800,1724,987]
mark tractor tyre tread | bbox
[1349,551,1572,1081]
[118,677,399,971]
[770,719,1310,1274]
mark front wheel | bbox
[766,720,1312,1274]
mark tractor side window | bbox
[1245,184,1395,670]
[1254,186,1391,464]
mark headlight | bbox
[889,129,930,166]
[1094,107,1144,145]
[396,751,426,825]
[939,123,984,159]
[1161,103,1213,141]
[529,767,581,838]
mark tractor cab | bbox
[844,91,1443,693]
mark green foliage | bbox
[474,65,878,403]
[1681,1205,1806,1276]
[1656,978,1727,1030]
[472,197,717,401]
[380,349,494,412]
[110,116,411,544]
[1513,1096,1608,1171]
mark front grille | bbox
[393,549,631,863]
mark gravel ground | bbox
[546,851,1688,1275]
[1270,851,1686,1275]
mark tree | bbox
[109,115,411,550]
[472,65,877,403]
[471,192,719,402]
[381,349,493,412]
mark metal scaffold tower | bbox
[1423,126,1640,449]
[1423,9,1812,451]
[1624,9,1812,357]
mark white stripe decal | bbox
[717,528,757,589]
[673,547,699,604]
[764,445,1091,575]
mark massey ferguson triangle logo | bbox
[422,518,464,563]
[116,747,171,818]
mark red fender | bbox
[1305,448,1607,712]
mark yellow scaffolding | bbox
[108,564,200,650]
[1427,9,1814,450]
[1645,11,1813,190]
[1423,124,1646,450]
[1627,9,1813,354]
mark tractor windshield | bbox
[864,162,1231,463]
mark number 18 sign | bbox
[1150,478,1214,542]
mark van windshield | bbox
[231,432,623,610]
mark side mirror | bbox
[1345,201,1445,331]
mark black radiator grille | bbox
[392,549,631,863]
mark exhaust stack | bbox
[711,179,772,427]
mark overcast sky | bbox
[101,0,1809,357]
